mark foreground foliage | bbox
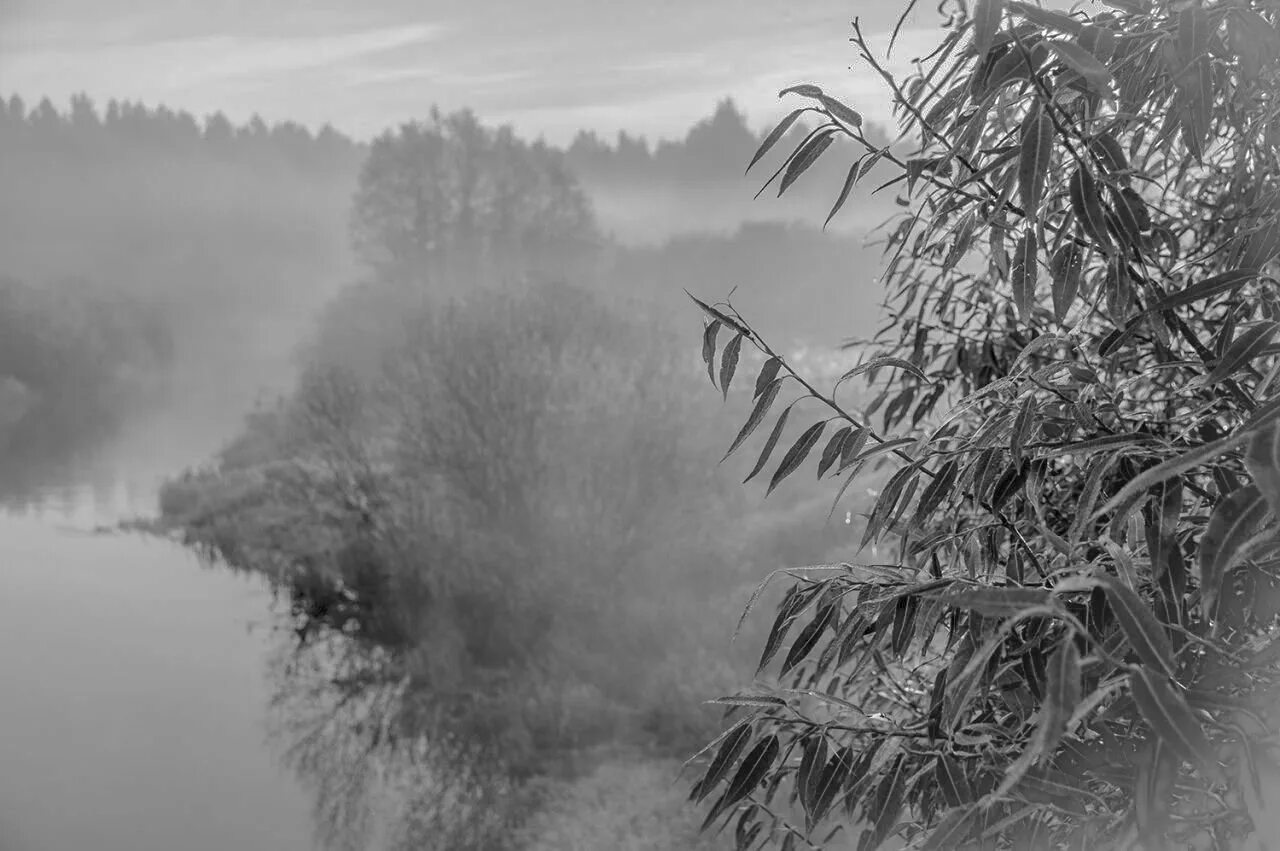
[691,1,1280,848]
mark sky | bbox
[0,0,952,144]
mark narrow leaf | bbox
[746,109,805,174]
[720,333,745,400]
[1104,579,1174,676]
[840,355,928,384]
[810,748,854,826]
[779,84,824,99]
[779,131,836,196]
[935,754,974,807]
[973,0,1005,62]
[1047,39,1115,93]
[1246,421,1280,517]
[1095,431,1252,522]
[1205,322,1279,385]
[1090,131,1129,177]
[744,404,794,484]
[1153,269,1259,312]
[915,459,960,525]
[768,421,827,496]
[1070,166,1112,253]
[819,94,863,128]
[721,735,781,810]
[818,426,853,479]
[1198,486,1271,621]
[755,357,783,399]
[1044,638,1082,750]
[1129,668,1220,781]
[1012,228,1038,322]
[859,754,907,851]
[694,723,754,803]
[1018,100,1054,217]
[723,378,783,462]
[1008,2,1084,35]
[940,586,1056,617]
[825,160,862,229]
[1050,242,1085,323]
[703,319,722,387]
[921,808,979,851]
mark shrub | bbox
[690,2,1280,849]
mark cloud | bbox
[3,23,446,99]
[0,0,958,144]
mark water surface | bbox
[0,441,317,851]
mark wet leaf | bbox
[720,333,744,400]
[755,356,783,399]
[840,355,928,384]
[943,211,979,272]
[973,0,1005,62]
[1129,668,1220,781]
[1008,2,1084,35]
[1095,430,1253,523]
[747,109,806,174]
[757,588,808,673]
[1199,486,1270,621]
[1047,39,1115,93]
[940,586,1056,617]
[1070,166,1112,253]
[1044,639,1082,745]
[1205,321,1279,385]
[859,754,906,851]
[797,734,829,813]
[721,735,782,811]
[935,753,974,807]
[921,807,979,851]
[818,426,852,479]
[825,160,862,229]
[915,459,960,525]
[1152,268,1259,311]
[781,599,837,674]
[1104,579,1174,676]
[1012,228,1038,322]
[1090,131,1129,177]
[809,747,854,827]
[703,319,722,387]
[694,723,754,803]
[768,420,827,496]
[743,404,794,484]
[723,377,783,462]
[779,131,836,196]
[1246,421,1280,517]
[819,94,863,128]
[1049,242,1085,324]
[779,84,824,99]
[1018,99,1053,218]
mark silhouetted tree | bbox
[348,109,598,287]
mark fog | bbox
[0,85,894,851]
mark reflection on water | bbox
[0,464,317,850]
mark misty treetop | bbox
[350,109,599,287]
[0,93,361,169]
[691,0,1280,849]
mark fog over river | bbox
[0,417,318,851]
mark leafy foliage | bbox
[692,2,1280,848]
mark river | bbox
[0,414,318,851]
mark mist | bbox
[0,81,895,851]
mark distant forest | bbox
[0,93,894,489]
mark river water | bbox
[0,417,318,851]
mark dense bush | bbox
[161,277,850,847]
[690,1,1280,849]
